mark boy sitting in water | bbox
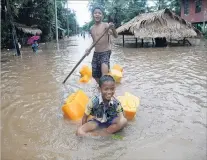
[76,75,127,136]
[85,7,118,84]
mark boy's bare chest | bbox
[91,25,107,38]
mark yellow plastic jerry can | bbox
[117,92,140,120]
[79,65,92,78]
[79,75,91,83]
[62,90,89,120]
[112,64,123,72]
[110,69,123,83]
[79,65,92,83]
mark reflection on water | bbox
[1,36,207,160]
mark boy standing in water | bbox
[32,40,39,53]
[86,7,118,83]
[76,75,127,136]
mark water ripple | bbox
[1,37,207,159]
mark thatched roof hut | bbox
[116,8,201,39]
[14,23,42,35]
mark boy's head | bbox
[99,75,116,101]
[92,7,104,23]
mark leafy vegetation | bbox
[111,134,124,140]
[81,0,181,32]
[1,0,78,48]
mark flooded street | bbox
[1,36,207,160]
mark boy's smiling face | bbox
[93,9,103,23]
[100,81,115,101]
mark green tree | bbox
[87,0,181,28]
[124,0,147,23]
[1,0,78,47]
[1,0,30,48]
[88,0,147,27]
[148,0,181,15]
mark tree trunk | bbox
[6,0,21,56]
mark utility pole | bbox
[55,0,58,43]
[203,10,206,33]
[75,21,77,35]
[6,0,21,56]
[67,1,69,37]
[76,22,78,35]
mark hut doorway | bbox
[155,37,167,47]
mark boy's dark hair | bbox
[92,6,104,14]
[99,75,115,87]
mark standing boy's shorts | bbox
[92,50,111,78]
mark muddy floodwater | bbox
[1,36,207,160]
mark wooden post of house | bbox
[141,39,144,47]
[183,37,185,45]
[122,34,125,47]
[136,38,138,47]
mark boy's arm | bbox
[108,22,118,38]
[82,99,93,125]
[116,102,124,118]
[82,113,89,125]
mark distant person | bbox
[76,75,127,136]
[32,40,38,53]
[85,7,118,84]
[18,42,21,49]
[83,31,85,39]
